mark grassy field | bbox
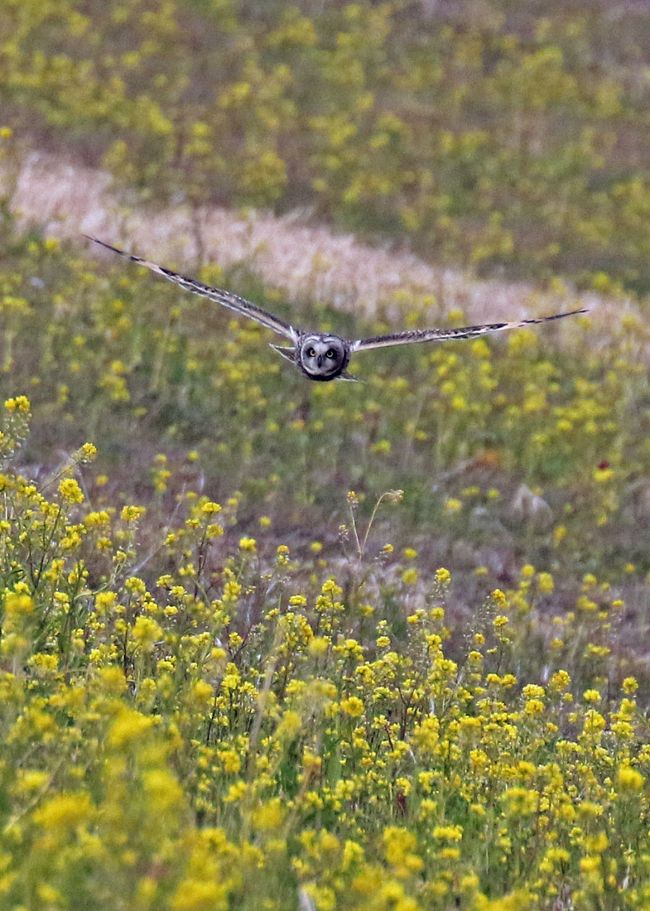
[1,1,650,908]
[2,0,650,291]
[0,216,648,910]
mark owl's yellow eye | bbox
[326,349,336,359]
[307,347,316,357]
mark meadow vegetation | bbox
[0,220,648,910]
[1,2,650,908]
[1,0,649,291]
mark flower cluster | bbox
[0,436,648,909]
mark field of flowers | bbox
[2,0,650,291]
[0,217,648,909]
[1,1,650,908]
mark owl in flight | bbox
[86,236,587,382]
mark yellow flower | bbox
[432,824,463,842]
[131,616,163,652]
[143,768,183,814]
[252,798,285,831]
[78,442,97,462]
[502,787,539,817]
[549,670,571,692]
[340,696,364,717]
[170,880,229,911]
[58,477,84,504]
[108,708,156,748]
[37,884,61,904]
[309,637,329,657]
[617,766,644,793]
[218,750,241,774]
[191,680,213,707]
[522,684,545,699]
[97,666,127,694]
[34,793,93,833]
[3,591,34,622]
[401,567,418,585]
[276,710,302,739]
[537,572,554,594]
[200,500,222,515]
[383,826,423,876]
[4,395,30,413]
[412,717,439,753]
[553,524,567,544]
[524,699,545,716]
[121,505,146,521]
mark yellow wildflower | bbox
[58,477,84,504]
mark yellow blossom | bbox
[121,505,146,522]
[34,793,93,833]
[131,616,163,652]
[340,696,364,717]
[58,477,84,504]
[4,395,30,413]
[108,708,156,748]
[617,766,644,793]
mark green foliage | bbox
[1,0,649,288]
[0,230,648,580]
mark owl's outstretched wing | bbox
[85,236,299,343]
[350,308,587,352]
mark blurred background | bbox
[0,0,648,612]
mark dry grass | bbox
[6,150,636,338]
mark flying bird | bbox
[85,236,587,382]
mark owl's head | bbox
[298,334,349,381]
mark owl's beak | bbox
[317,355,323,367]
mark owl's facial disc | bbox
[299,335,348,380]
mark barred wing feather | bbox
[85,236,299,342]
[350,309,587,352]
